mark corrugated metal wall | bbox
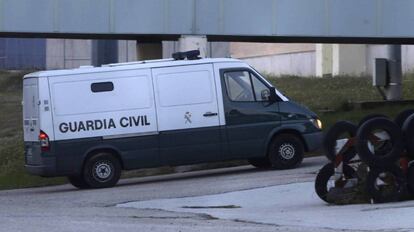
[0,38,127,70]
[0,38,46,70]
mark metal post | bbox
[384,45,402,100]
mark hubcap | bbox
[93,161,112,181]
[279,143,295,160]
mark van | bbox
[23,51,322,189]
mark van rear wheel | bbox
[268,134,304,170]
[83,152,121,188]
[67,176,90,189]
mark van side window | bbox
[91,82,114,93]
[224,71,255,102]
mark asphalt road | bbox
[0,156,347,232]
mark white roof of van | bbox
[24,58,244,78]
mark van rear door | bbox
[23,78,40,142]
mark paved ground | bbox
[122,181,414,231]
[0,157,350,232]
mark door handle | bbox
[203,112,218,117]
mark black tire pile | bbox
[315,109,414,204]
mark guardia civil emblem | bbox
[184,112,192,124]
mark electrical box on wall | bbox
[373,58,388,87]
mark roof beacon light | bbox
[172,50,201,60]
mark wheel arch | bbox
[82,145,124,171]
[265,127,308,156]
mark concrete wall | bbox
[230,43,316,76]
[231,43,414,77]
[332,44,367,76]
[46,39,92,69]
[242,51,315,76]
[230,43,315,58]
[47,39,136,69]
[7,37,414,76]
[118,41,137,63]
[162,41,230,59]
[315,44,414,77]
[163,41,316,76]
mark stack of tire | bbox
[315,109,414,204]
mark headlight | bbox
[310,118,323,130]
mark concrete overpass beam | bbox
[178,35,207,58]
[136,42,162,60]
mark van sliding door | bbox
[152,64,222,164]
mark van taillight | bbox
[39,131,50,152]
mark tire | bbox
[356,118,404,168]
[358,115,391,160]
[323,121,358,163]
[68,176,90,189]
[394,109,414,129]
[248,157,271,169]
[402,114,414,158]
[314,163,356,203]
[83,152,122,188]
[358,114,388,127]
[267,134,304,170]
[365,165,407,203]
[407,163,414,195]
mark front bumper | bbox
[302,131,323,152]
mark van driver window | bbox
[224,71,255,102]
[251,73,270,101]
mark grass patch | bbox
[0,72,66,189]
[269,75,414,112]
[268,75,414,128]
[0,71,414,190]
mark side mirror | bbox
[261,89,271,101]
[261,87,278,102]
[269,87,278,102]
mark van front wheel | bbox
[83,152,121,188]
[268,134,304,170]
